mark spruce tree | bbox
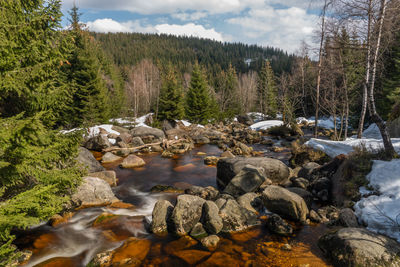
[62,5,112,127]
[186,64,212,124]
[257,61,278,117]
[0,0,72,126]
[157,64,185,122]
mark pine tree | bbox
[217,64,240,119]
[257,61,278,117]
[62,5,112,127]
[157,64,185,122]
[186,64,212,124]
[0,0,73,126]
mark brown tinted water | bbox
[17,144,331,267]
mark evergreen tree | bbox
[0,0,73,126]
[157,64,185,121]
[217,64,240,119]
[186,64,212,124]
[381,33,400,120]
[257,61,278,117]
[62,5,113,127]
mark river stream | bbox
[16,143,331,267]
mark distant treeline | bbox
[91,32,296,76]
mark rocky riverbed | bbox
[13,118,400,267]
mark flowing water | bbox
[16,143,331,267]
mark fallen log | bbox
[102,139,189,153]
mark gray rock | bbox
[286,187,313,209]
[89,171,117,186]
[319,228,400,267]
[266,214,293,236]
[298,162,320,180]
[115,148,130,157]
[200,235,220,250]
[262,185,309,222]
[291,177,309,190]
[218,199,258,232]
[338,208,359,228]
[217,157,290,189]
[190,222,208,240]
[237,114,254,126]
[84,135,111,151]
[309,210,324,223]
[185,186,219,201]
[171,195,205,236]
[150,200,174,235]
[220,151,235,158]
[116,132,132,144]
[76,147,105,173]
[237,192,262,214]
[101,152,122,163]
[131,136,145,147]
[202,201,223,234]
[130,126,165,140]
[120,154,146,168]
[192,135,210,145]
[71,177,118,208]
[215,198,227,209]
[223,165,266,197]
[317,206,340,222]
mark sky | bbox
[60,0,322,54]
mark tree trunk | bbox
[357,0,373,139]
[368,0,396,157]
[314,0,329,138]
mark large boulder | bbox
[71,177,119,208]
[217,157,290,189]
[286,187,313,209]
[84,135,111,151]
[150,200,174,235]
[101,152,122,163]
[338,208,359,228]
[237,192,262,214]
[120,155,146,168]
[89,171,117,186]
[261,185,309,222]
[202,201,223,234]
[129,126,165,140]
[218,199,258,232]
[319,228,400,267]
[171,195,205,236]
[76,147,105,173]
[116,132,132,144]
[223,165,265,197]
[185,186,219,201]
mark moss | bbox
[289,140,330,167]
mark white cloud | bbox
[85,18,223,42]
[155,23,223,42]
[171,11,208,21]
[62,0,265,15]
[227,5,318,52]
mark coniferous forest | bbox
[1,0,400,266]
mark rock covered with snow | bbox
[249,120,283,131]
[354,159,400,242]
[306,137,400,158]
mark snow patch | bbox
[250,120,284,131]
[87,124,120,137]
[354,159,400,242]
[306,137,400,158]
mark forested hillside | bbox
[92,32,295,76]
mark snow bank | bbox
[87,124,120,137]
[306,137,400,158]
[109,113,153,128]
[352,123,382,139]
[250,120,284,131]
[354,159,400,242]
